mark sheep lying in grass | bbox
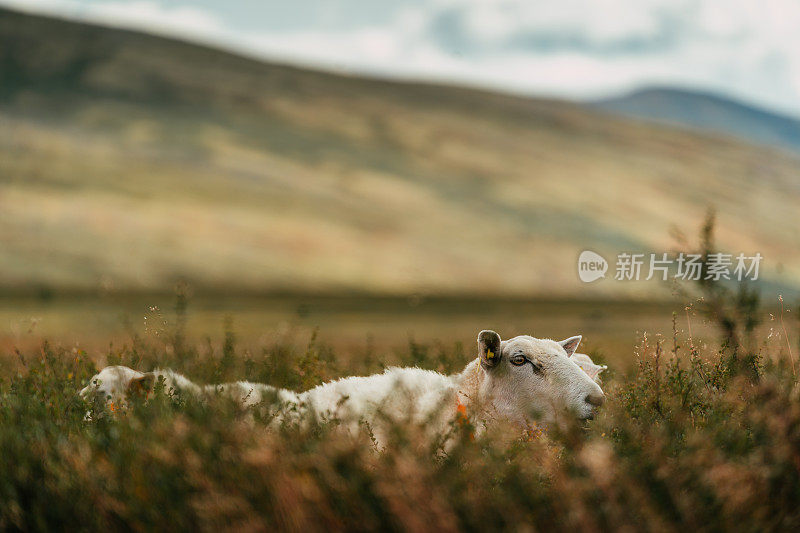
[79,365,300,413]
[80,330,606,441]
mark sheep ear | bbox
[478,330,502,369]
[558,335,582,357]
[127,372,155,397]
[570,353,608,382]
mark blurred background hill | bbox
[1,6,799,300]
[594,87,800,154]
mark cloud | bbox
[430,0,674,54]
[1,0,225,39]
[234,0,800,115]
[3,0,800,116]
[89,1,223,36]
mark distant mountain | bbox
[1,7,799,297]
[594,87,800,153]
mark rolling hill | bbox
[1,7,799,298]
[594,87,800,153]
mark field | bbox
[4,218,797,531]
[0,294,699,365]
[1,289,799,531]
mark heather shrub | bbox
[1,299,799,532]
[3,216,799,530]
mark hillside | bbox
[594,87,800,153]
[1,7,799,297]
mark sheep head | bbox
[476,331,606,423]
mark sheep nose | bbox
[585,391,605,407]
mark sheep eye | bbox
[510,356,526,366]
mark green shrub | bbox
[3,217,799,530]
[1,306,799,532]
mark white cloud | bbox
[3,0,800,116]
[89,1,223,36]
[1,0,225,39]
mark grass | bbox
[1,286,799,531]
[0,293,695,362]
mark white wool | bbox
[80,332,606,444]
[79,366,299,410]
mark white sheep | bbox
[79,365,300,411]
[80,330,606,443]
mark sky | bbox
[4,0,800,117]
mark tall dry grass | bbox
[1,291,799,531]
[1,219,799,531]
